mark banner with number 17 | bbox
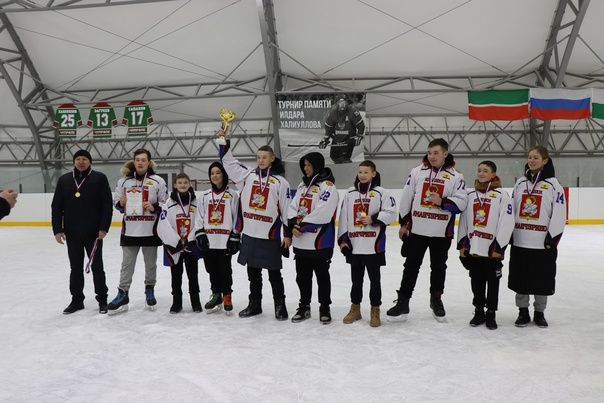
[123,99,154,137]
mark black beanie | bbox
[73,149,92,163]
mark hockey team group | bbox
[50,136,565,331]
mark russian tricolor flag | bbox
[530,88,591,120]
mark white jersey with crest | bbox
[511,176,566,249]
[194,187,239,249]
[157,196,198,263]
[286,179,339,251]
[113,174,168,238]
[337,185,397,255]
[457,188,514,257]
[221,148,291,240]
[399,164,468,237]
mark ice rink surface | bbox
[1,226,603,403]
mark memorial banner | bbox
[278,92,366,165]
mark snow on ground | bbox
[0,226,603,403]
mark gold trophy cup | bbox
[216,108,236,145]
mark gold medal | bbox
[360,211,366,217]
[75,192,81,198]
[184,219,190,225]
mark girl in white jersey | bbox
[457,161,514,330]
[338,160,397,327]
[287,152,338,324]
[509,146,565,328]
[194,162,240,315]
[157,173,202,313]
[218,139,292,321]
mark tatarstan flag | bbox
[591,89,604,120]
[467,89,529,121]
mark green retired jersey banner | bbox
[122,100,154,136]
[53,103,83,138]
[87,102,118,138]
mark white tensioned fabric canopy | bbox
[0,0,603,166]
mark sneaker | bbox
[319,304,331,324]
[291,304,311,323]
[485,309,498,330]
[515,308,531,327]
[99,303,108,314]
[108,289,129,314]
[145,286,157,310]
[204,293,223,312]
[63,300,84,315]
[469,308,485,327]
[223,293,233,313]
[430,294,446,322]
[533,311,548,328]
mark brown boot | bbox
[370,306,381,327]
[343,304,362,324]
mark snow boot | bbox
[239,298,262,318]
[470,308,486,327]
[515,308,531,327]
[343,303,362,324]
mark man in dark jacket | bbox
[51,149,113,314]
[0,188,18,220]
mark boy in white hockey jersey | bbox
[108,149,168,314]
[387,138,467,322]
[287,152,338,324]
[194,162,240,314]
[157,173,202,313]
[338,160,397,327]
[509,146,565,328]
[457,161,514,329]
[218,139,292,321]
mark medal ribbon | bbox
[297,174,319,218]
[428,166,443,188]
[258,167,271,194]
[176,191,192,218]
[357,180,371,213]
[72,169,93,195]
[525,169,541,196]
[476,181,491,207]
[210,189,226,212]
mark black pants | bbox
[66,235,108,303]
[399,233,452,298]
[462,256,502,311]
[295,256,331,306]
[248,266,284,301]
[350,256,382,306]
[171,252,200,296]
[202,249,233,294]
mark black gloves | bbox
[227,232,241,255]
[318,136,331,149]
[196,231,210,254]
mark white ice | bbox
[1,226,603,403]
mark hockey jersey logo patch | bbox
[176,215,191,239]
[353,200,369,227]
[519,194,542,219]
[249,184,269,210]
[208,203,225,225]
[473,199,491,227]
[297,195,313,220]
[420,181,444,208]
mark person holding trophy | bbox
[108,148,168,314]
[216,109,292,321]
